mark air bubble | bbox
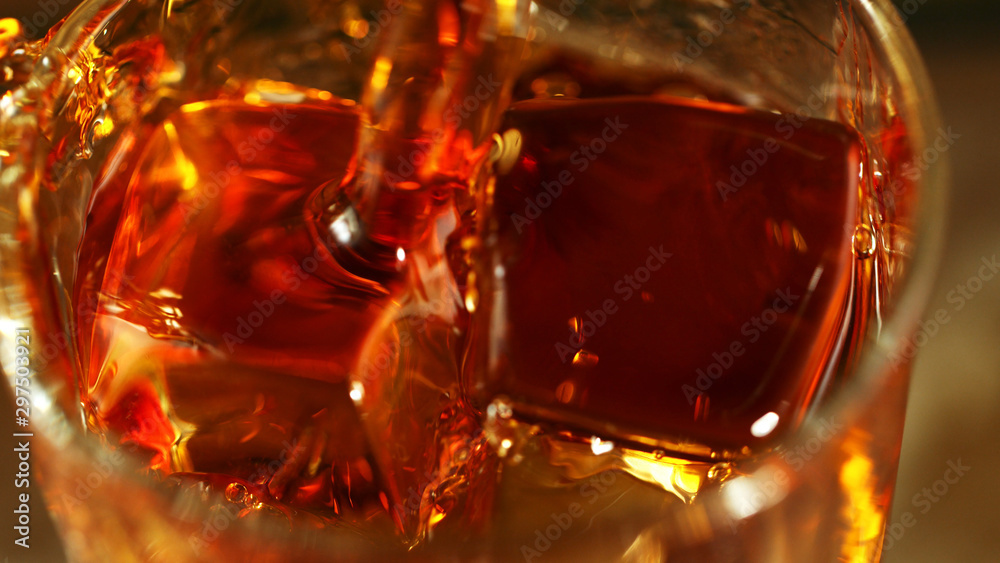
[707,462,734,483]
[225,482,248,504]
[852,224,876,258]
[572,349,599,368]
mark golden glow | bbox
[571,349,599,367]
[620,450,705,503]
[162,121,198,191]
[496,0,518,35]
[370,56,393,94]
[243,91,263,106]
[180,100,216,114]
[93,117,115,140]
[345,19,370,40]
[0,18,20,58]
[464,272,478,312]
[427,509,447,528]
[437,2,460,47]
[838,444,885,562]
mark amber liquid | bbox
[75,86,863,547]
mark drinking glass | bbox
[0,0,945,561]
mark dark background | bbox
[1,0,998,561]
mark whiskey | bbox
[75,81,867,548]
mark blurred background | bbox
[0,0,997,561]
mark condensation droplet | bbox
[852,224,876,258]
[572,349,599,367]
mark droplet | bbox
[707,462,734,483]
[852,224,876,259]
[572,349,599,368]
[640,291,654,303]
[225,482,247,504]
[555,380,575,404]
[653,449,667,460]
